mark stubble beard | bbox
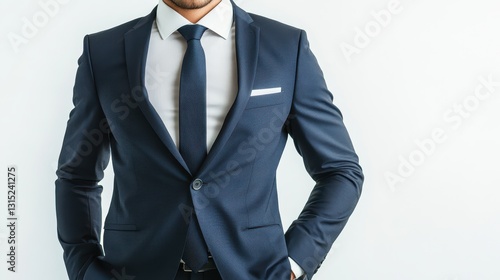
[168,0,214,9]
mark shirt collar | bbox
[156,0,233,40]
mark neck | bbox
[163,0,222,23]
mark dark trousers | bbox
[174,267,223,280]
[174,264,307,280]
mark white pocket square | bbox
[250,87,282,97]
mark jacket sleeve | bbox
[55,35,110,280]
[284,30,364,279]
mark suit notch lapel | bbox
[198,5,261,174]
[121,4,260,176]
[123,7,191,174]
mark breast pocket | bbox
[245,91,285,110]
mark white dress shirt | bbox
[145,0,304,278]
[146,0,237,151]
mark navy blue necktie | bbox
[178,24,209,273]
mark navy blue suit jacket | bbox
[56,3,363,280]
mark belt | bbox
[180,256,216,273]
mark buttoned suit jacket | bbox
[55,2,364,280]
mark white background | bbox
[1,0,500,279]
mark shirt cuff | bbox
[288,257,305,279]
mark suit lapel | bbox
[124,7,191,174]
[122,3,260,176]
[199,3,260,173]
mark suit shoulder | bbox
[86,17,143,41]
[86,6,156,42]
[248,13,303,37]
[246,13,306,51]
[82,9,155,55]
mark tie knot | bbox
[178,25,208,41]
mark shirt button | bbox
[192,179,203,190]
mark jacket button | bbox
[192,179,203,190]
